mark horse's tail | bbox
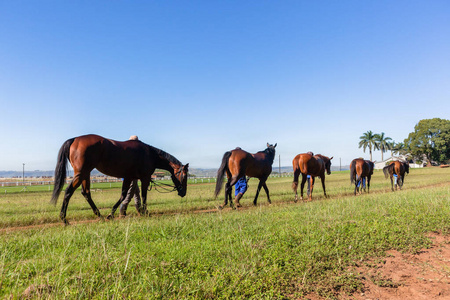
[383,163,394,179]
[214,151,232,198]
[350,160,356,184]
[51,138,75,205]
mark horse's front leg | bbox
[108,179,131,219]
[262,181,271,204]
[309,176,316,200]
[320,175,326,199]
[253,181,263,206]
[300,174,307,201]
[140,180,150,216]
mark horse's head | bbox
[172,163,189,197]
[404,162,410,174]
[325,156,333,175]
[266,142,277,154]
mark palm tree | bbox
[359,130,379,161]
[388,141,396,157]
[375,132,392,161]
[394,142,407,155]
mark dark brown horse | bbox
[214,143,276,209]
[383,160,409,191]
[51,134,189,224]
[350,158,374,195]
[292,153,333,201]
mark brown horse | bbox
[51,134,189,225]
[292,153,333,201]
[383,160,409,191]
[214,143,276,209]
[350,158,374,195]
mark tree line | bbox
[359,118,450,165]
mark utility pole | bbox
[21,163,27,191]
[279,155,281,177]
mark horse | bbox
[383,160,409,191]
[292,153,333,201]
[350,158,374,195]
[51,134,189,225]
[214,143,277,209]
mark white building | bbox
[373,155,424,170]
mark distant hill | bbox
[0,165,349,179]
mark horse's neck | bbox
[155,156,178,174]
[156,157,175,174]
[314,156,326,173]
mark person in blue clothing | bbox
[307,151,314,196]
[234,176,248,208]
[357,177,366,189]
[356,177,366,192]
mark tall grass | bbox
[0,167,449,299]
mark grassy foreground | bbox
[0,167,449,299]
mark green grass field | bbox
[0,167,449,299]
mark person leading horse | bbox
[292,153,333,201]
[214,143,277,209]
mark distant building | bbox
[374,154,424,170]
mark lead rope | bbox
[148,179,178,193]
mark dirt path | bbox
[1,181,448,234]
[351,233,450,300]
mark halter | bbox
[148,167,184,194]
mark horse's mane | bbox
[259,146,276,162]
[149,145,182,166]
[314,154,329,160]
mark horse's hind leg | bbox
[292,169,300,202]
[81,178,102,219]
[60,175,82,225]
[355,175,361,195]
[219,180,233,210]
[367,175,371,193]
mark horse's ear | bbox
[184,163,189,171]
[267,143,270,147]
[330,156,334,160]
[274,143,277,148]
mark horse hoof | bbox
[218,205,224,210]
[106,214,114,220]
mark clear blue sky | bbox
[1,1,449,172]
